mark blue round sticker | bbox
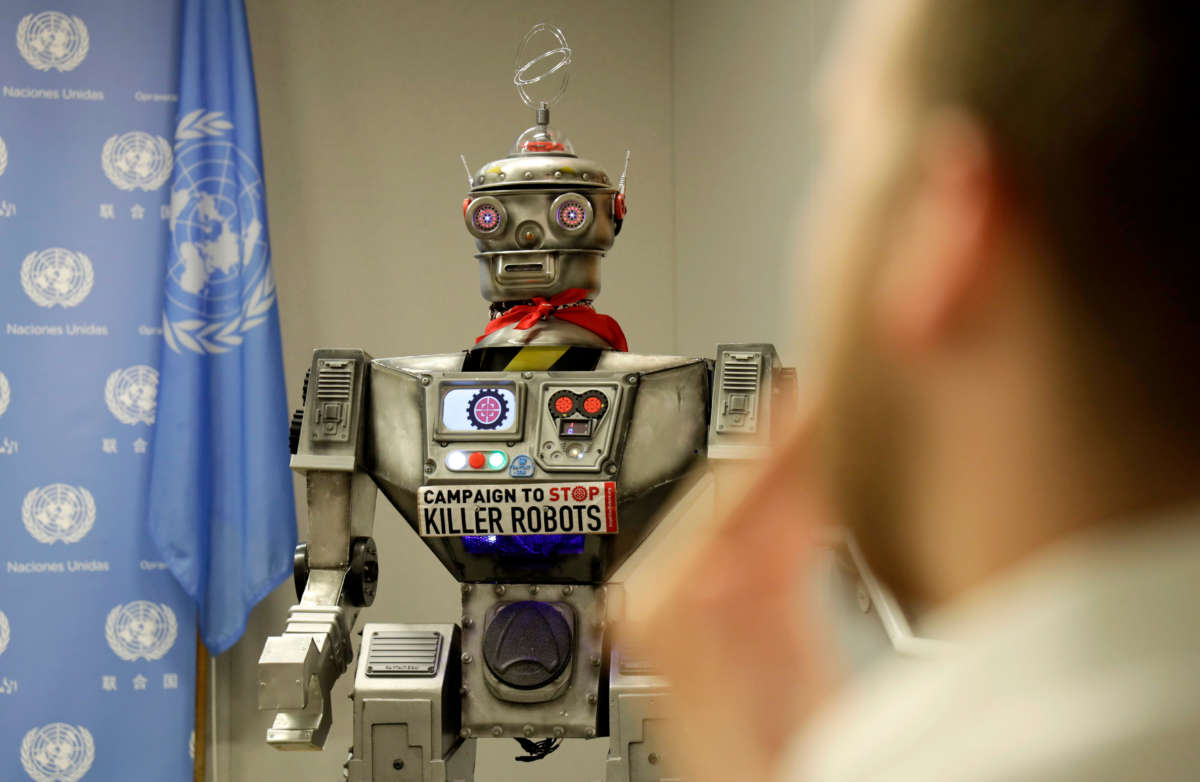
[509,454,535,478]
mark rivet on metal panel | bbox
[461,584,473,594]
[462,616,474,628]
[491,725,504,737]
[424,459,436,474]
[420,375,431,386]
[626,374,639,385]
[590,654,602,667]
[585,727,596,738]
[586,692,597,705]
[553,726,565,738]
[522,371,534,379]
[495,584,507,596]
[605,463,617,474]
[461,728,473,738]
[462,653,473,664]
[460,686,469,697]
[648,753,660,765]
[529,585,539,595]
[562,585,574,596]
[523,725,535,737]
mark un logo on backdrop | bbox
[16,12,89,72]
[0,134,7,177]
[102,132,172,191]
[0,610,10,657]
[20,249,94,308]
[0,371,10,417]
[104,365,158,425]
[20,723,94,782]
[105,601,177,661]
[163,110,275,354]
[22,484,96,544]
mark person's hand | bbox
[628,412,834,782]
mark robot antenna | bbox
[513,23,572,109]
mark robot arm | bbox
[258,349,377,750]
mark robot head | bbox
[463,24,627,305]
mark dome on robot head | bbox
[510,122,575,157]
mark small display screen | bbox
[441,387,517,432]
[558,418,592,438]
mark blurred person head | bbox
[806,0,1198,608]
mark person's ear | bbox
[873,112,1004,356]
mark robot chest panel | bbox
[367,355,711,527]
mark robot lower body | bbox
[345,583,678,782]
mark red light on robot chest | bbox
[583,396,604,415]
[467,451,486,469]
[554,395,575,415]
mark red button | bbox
[468,452,486,469]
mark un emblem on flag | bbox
[105,601,178,661]
[104,365,158,425]
[0,134,7,177]
[0,371,10,417]
[16,12,89,72]
[163,109,275,354]
[22,484,95,545]
[0,610,9,657]
[20,249,94,308]
[102,131,172,191]
[20,724,94,782]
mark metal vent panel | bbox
[365,630,443,677]
[316,361,354,401]
[311,358,355,442]
[715,351,763,434]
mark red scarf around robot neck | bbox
[476,288,629,352]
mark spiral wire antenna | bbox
[513,23,572,109]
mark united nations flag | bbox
[147,0,296,654]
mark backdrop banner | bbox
[0,2,197,780]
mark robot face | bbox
[465,189,614,301]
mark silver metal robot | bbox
[257,25,924,782]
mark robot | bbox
[256,24,920,782]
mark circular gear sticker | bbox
[467,389,510,430]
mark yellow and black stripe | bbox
[462,346,604,373]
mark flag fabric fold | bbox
[147,0,296,655]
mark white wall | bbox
[672,0,841,365]
[217,2,840,781]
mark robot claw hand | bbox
[258,573,358,750]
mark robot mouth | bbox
[496,252,557,285]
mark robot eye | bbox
[550,193,592,232]
[473,205,501,232]
[465,197,507,237]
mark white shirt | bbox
[783,511,1200,781]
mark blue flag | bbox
[147,0,296,654]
